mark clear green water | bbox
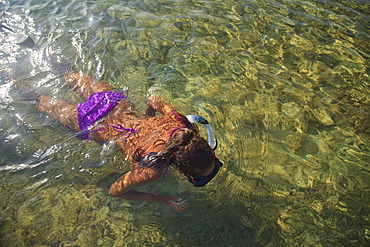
[1,0,370,246]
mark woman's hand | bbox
[146,96,174,116]
[157,195,188,212]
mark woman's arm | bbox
[108,167,187,212]
[146,96,176,116]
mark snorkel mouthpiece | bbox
[186,115,217,151]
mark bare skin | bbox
[108,166,188,212]
[1,32,215,212]
[11,69,196,211]
[108,153,215,212]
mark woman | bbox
[6,56,223,212]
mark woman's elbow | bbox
[108,185,121,197]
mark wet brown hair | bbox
[160,128,215,176]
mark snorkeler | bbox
[1,26,223,212]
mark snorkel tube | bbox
[186,115,217,151]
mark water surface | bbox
[1,0,370,246]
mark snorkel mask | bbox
[183,115,223,187]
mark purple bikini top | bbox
[77,91,127,139]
